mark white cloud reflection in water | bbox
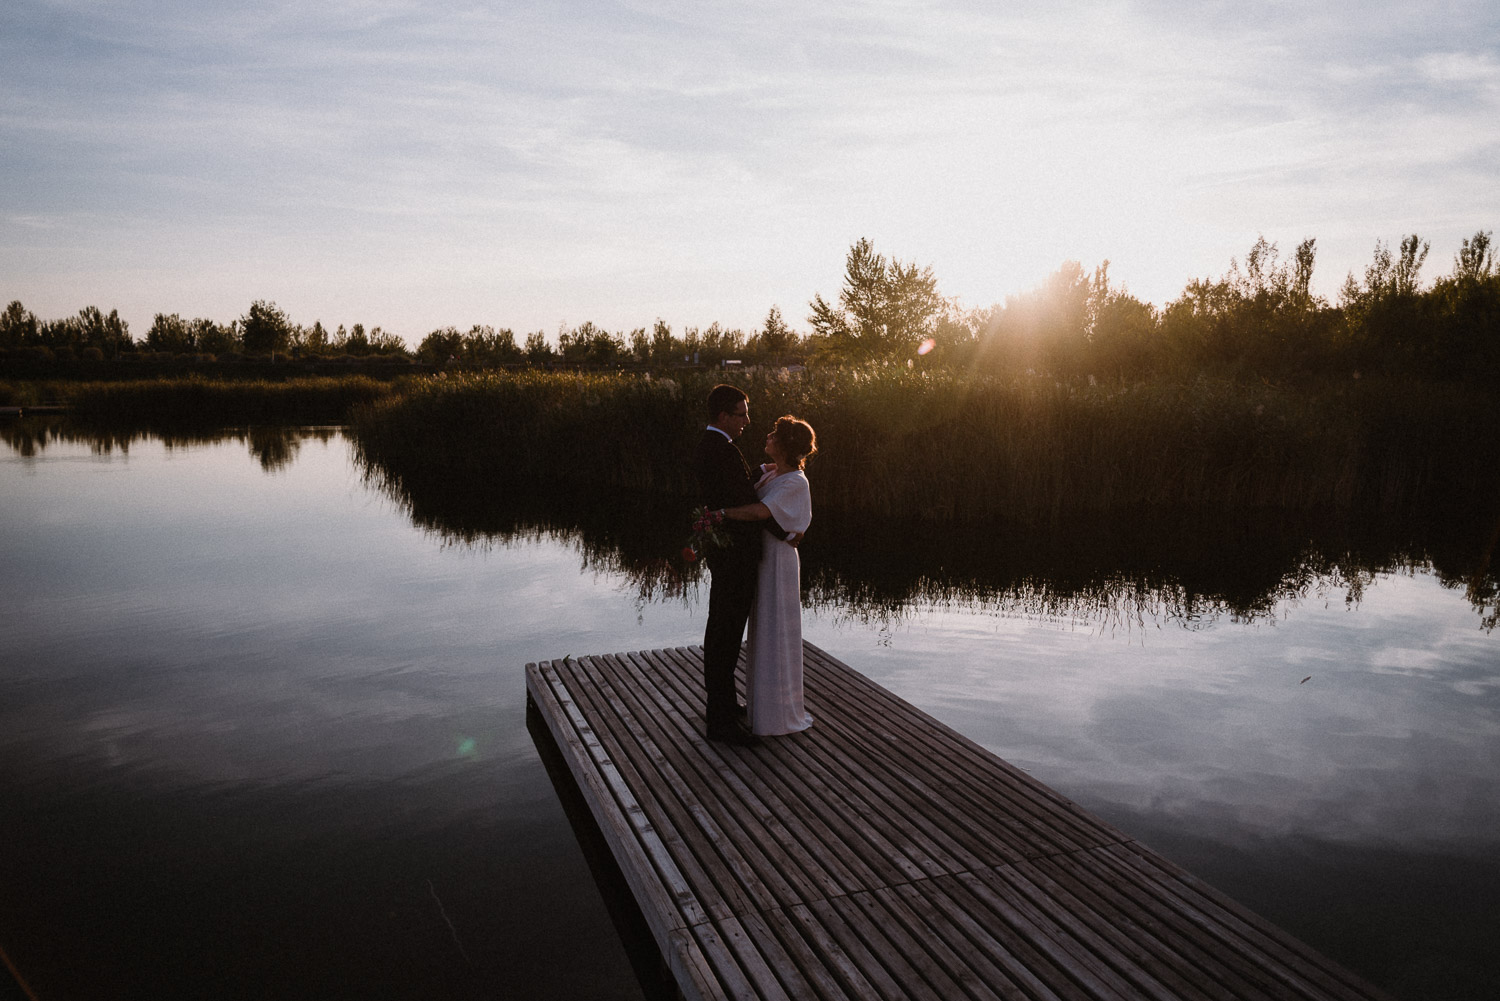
[809,569,1500,855]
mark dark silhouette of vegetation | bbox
[58,376,402,427]
[808,237,943,362]
[5,227,1494,381]
[1,302,132,361]
[2,299,414,368]
[349,366,1500,526]
[240,300,294,355]
[858,229,1496,383]
[348,421,1499,631]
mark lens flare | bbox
[917,338,936,355]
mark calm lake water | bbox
[2,424,1497,1000]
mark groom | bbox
[694,384,786,745]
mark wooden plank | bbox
[708,914,797,1001]
[528,661,707,929]
[593,651,850,903]
[815,894,950,1001]
[894,877,1075,1001]
[839,888,987,1001]
[555,656,773,918]
[801,643,1122,855]
[762,904,879,1001]
[955,866,1167,1000]
[802,641,1127,848]
[999,858,1234,1001]
[1039,849,1287,1001]
[526,645,1397,1001]
[647,646,935,887]
[624,647,880,896]
[525,661,726,1001]
[1101,843,1396,1001]
[809,678,1095,859]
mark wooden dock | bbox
[525,643,1395,1001]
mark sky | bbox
[3,0,1498,347]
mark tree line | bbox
[4,228,1496,380]
[811,232,1498,382]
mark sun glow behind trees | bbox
[4,231,1497,382]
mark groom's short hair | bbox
[706,384,748,421]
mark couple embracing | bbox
[694,384,818,746]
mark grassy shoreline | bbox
[1,374,404,425]
[7,368,1496,524]
[350,367,1500,523]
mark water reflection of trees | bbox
[355,443,1500,633]
[8,419,1490,630]
[0,418,337,473]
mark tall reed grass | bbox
[349,366,1500,523]
[58,375,402,426]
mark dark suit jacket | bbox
[693,427,783,571]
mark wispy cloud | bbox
[3,0,1497,338]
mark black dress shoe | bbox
[705,720,759,746]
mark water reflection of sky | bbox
[814,572,1500,855]
[3,428,1498,999]
[0,432,710,787]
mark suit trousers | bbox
[702,553,757,731]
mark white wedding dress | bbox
[744,468,814,736]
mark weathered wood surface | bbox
[525,643,1396,1001]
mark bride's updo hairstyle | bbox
[771,415,817,469]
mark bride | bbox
[720,416,817,736]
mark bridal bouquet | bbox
[681,506,731,562]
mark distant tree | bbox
[975,261,1091,374]
[43,306,134,358]
[303,320,331,354]
[241,300,293,355]
[1340,234,1431,372]
[418,326,463,365]
[1085,264,1160,379]
[628,327,650,364]
[329,322,403,356]
[679,324,705,364]
[926,304,981,366]
[696,321,745,366]
[649,319,676,365]
[1453,229,1496,284]
[524,330,554,365]
[471,327,525,366]
[1158,236,1330,376]
[364,327,407,356]
[146,313,197,353]
[809,238,943,361]
[0,300,38,348]
[559,321,625,366]
[756,305,796,360]
[1425,230,1500,379]
[420,324,519,366]
[194,318,240,355]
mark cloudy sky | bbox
[3,0,1497,345]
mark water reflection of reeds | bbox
[354,438,1500,633]
[8,419,1493,631]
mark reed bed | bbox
[349,367,1500,524]
[57,375,402,426]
